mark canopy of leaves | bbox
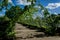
[0,0,8,10]
[5,6,22,21]
[27,0,36,2]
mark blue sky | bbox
[39,0,60,14]
[0,0,60,16]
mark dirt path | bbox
[15,23,60,40]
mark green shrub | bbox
[0,17,15,39]
[43,25,56,35]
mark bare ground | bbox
[15,23,60,40]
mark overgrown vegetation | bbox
[0,16,15,40]
[0,0,60,40]
[18,13,60,35]
[0,0,23,40]
[18,4,60,35]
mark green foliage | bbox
[27,0,36,4]
[0,0,8,10]
[0,1,30,39]
[43,14,60,35]
[18,5,38,25]
[6,6,22,22]
[0,0,60,37]
[43,9,50,17]
[5,6,23,38]
[0,17,15,39]
[2,0,8,7]
[18,7,60,35]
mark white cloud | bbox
[34,5,41,8]
[8,0,12,3]
[0,14,5,16]
[42,10,44,12]
[8,0,15,6]
[54,12,58,15]
[8,0,31,5]
[48,11,58,15]
[46,2,60,9]
[14,0,31,5]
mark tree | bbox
[5,6,22,22]
[0,0,23,39]
[43,14,60,35]
[0,0,8,10]
[19,4,38,24]
[27,0,36,4]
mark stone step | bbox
[15,37,60,40]
[15,30,44,38]
[15,30,37,34]
[15,28,29,30]
[15,34,34,38]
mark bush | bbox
[0,17,15,40]
[44,26,56,35]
